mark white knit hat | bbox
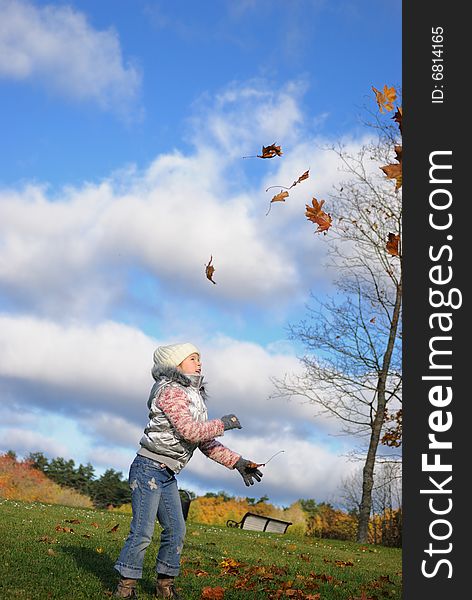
[153,343,200,369]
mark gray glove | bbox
[234,457,263,486]
[221,414,242,431]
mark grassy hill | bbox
[0,499,402,599]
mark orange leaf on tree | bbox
[386,233,401,256]
[305,197,332,233]
[393,106,402,134]
[372,84,397,113]
[380,145,402,189]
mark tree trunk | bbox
[356,279,402,542]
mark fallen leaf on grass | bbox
[90,522,99,528]
[335,560,354,567]
[107,524,120,533]
[200,586,225,600]
[47,548,56,556]
[55,525,74,533]
[65,519,81,524]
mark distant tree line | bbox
[25,451,131,508]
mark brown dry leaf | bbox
[47,548,56,556]
[393,106,402,133]
[55,525,74,533]
[305,198,332,234]
[386,233,401,256]
[65,519,80,524]
[372,84,397,112]
[300,553,311,562]
[205,255,216,285]
[195,570,209,577]
[219,557,242,574]
[266,190,289,216]
[369,317,376,324]
[290,169,310,188]
[272,190,289,204]
[200,586,225,600]
[107,524,120,533]
[258,143,283,159]
[380,145,402,189]
[90,522,99,528]
[335,560,354,567]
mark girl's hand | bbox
[221,414,242,430]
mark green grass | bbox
[0,499,402,599]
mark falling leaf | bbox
[380,145,402,189]
[205,255,217,284]
[290,169,310,188]
[258,143,283,159]
[266,169,310,192]
[305,198,332,233]
[107,524,120,533]
[271,190,289,204]
[393,106,402,134]
[266,190,289,216]
[242,143,283,159]
[372,84,397,112]
[200,586,225,600]
[386,233,401,256]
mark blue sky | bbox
[0,0,401,506]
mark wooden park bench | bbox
[226,512,292,534]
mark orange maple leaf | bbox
[305,197,332,233]
[205,255,216,284]
[372,85,397,113]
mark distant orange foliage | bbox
[0,454,92,507]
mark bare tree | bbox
[274,114,402,542]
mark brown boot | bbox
[114,577,138,598]
[155,577,183,599]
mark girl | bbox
[114,342,263,599]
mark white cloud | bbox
[0,0,141,116]
[0,427,69,457]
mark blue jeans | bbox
[114,455,186,578]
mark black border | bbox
[403,3,467,597]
